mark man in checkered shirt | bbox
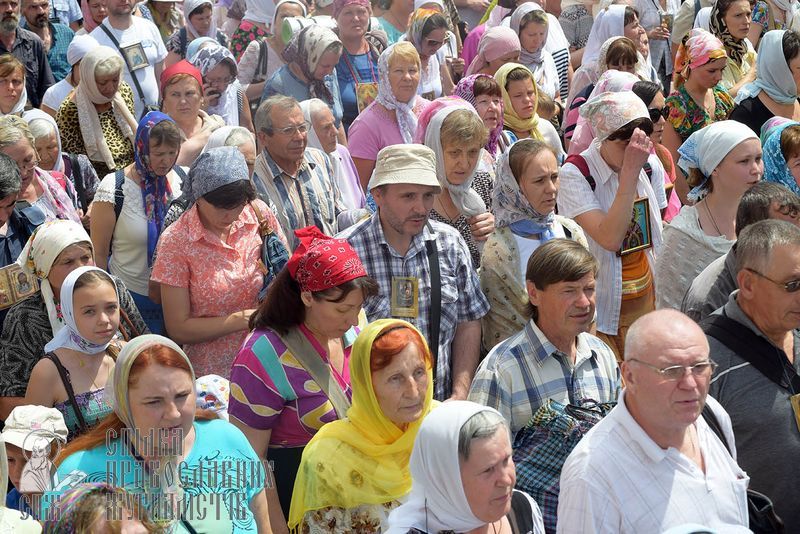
[338,144,489,401]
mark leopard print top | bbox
[55,82,136,179]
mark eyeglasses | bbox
[205,76,234,86]
[745,268,800,292]
[648,106,668,123]
[628,358,717,380]
[271,121,310,136]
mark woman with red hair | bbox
[288,319,435,532]
[48,334,271,532]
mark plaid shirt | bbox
[338,214,489,400]
[469,319,621,434]
[46,22,74,82]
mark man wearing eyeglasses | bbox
[557,309,751,533]
[253,94,358,250]
[702,218,800,531]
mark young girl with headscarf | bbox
[710,0,758,97]
[730,29,800,135]
[762,118,800,194]
[656,120,762,309]
[165,0,228,65]
[511,4,560,100]
[24,266,118,441]
[89,112,184,335]
[495,63,564,161]
[1,221,146,414]
[663,28,732,202]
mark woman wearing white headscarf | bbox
[348,42,430,189]
[0,220,146,420]
[567,5,652,109]
[55,46,137,180]
[385,400,545,534]
[557,91,665,361]
[23,109,100,222]
[510,3,560,100]
[300,98,365,210]
[0,55,27,116]
[164,0,229,66]
[417,97,494,267]
[730,29,800,135]
[655,120,762,309]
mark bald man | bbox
[557,310,750,534]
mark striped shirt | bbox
[338,214,489,400]
[557,391,751,533]
[557,144,667,335]
[253,147,346,250]
[468,320,620,435]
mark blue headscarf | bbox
[762,120,800,195]
[134,111,176,266]
[735,30,798,105]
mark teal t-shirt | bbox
[44,419,266,533]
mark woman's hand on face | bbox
[647,25,670,41]
[620,128,653,182]
[447,57,465,79]
[468,211,495,242]
[204,85,221,106]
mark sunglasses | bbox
[746,268,800,292]
[648,106,669,123]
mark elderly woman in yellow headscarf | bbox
[288,319,435,532]
[495,62,565,162]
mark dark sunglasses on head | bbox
[648,106,669,123]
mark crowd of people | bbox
[0,0,798,530]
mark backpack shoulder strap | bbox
[114,169,125,220]
[564,154,596,191]
[257,39,268,78]
[69,153,86,211]
[701,313,800,392]
[179,27,187,58]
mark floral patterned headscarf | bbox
[134,111,176,266]
[761,120,800,194]
[674,28,727,87]
[579,90,649,143]
[407,8,441,55]
[283,24,342,103]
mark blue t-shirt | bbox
[336,50,379,131]
[262,65,344,128]
[45,419,266,533]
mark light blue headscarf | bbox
[735,30,798,105]
[678,120,758,201]
[186,36,218,63]
[762,120,800,195]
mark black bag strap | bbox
[114,169,125,220]
[425,223,441,376]
[98,23,149,109]
[257,39,268,79]
[172,164,187,181]
[701,403,730,454]
[179,27,187,58]
[45,352,89,433]
[701,313,800,392]
[68,153,87,211]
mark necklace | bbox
[703,199,723,236]
[436,195,458,221]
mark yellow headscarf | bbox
[496,62,543,141]
[287,319,436,530]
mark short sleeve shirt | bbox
[151,201,270,377]
[228,326,358,448]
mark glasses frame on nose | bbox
[269,121,311,137]
[745,267,800,293]
[627,358,718,380]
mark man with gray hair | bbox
[682,182,800,322]
[253,95,353,249]
[702,219,800,530]
[558,309,750,533]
